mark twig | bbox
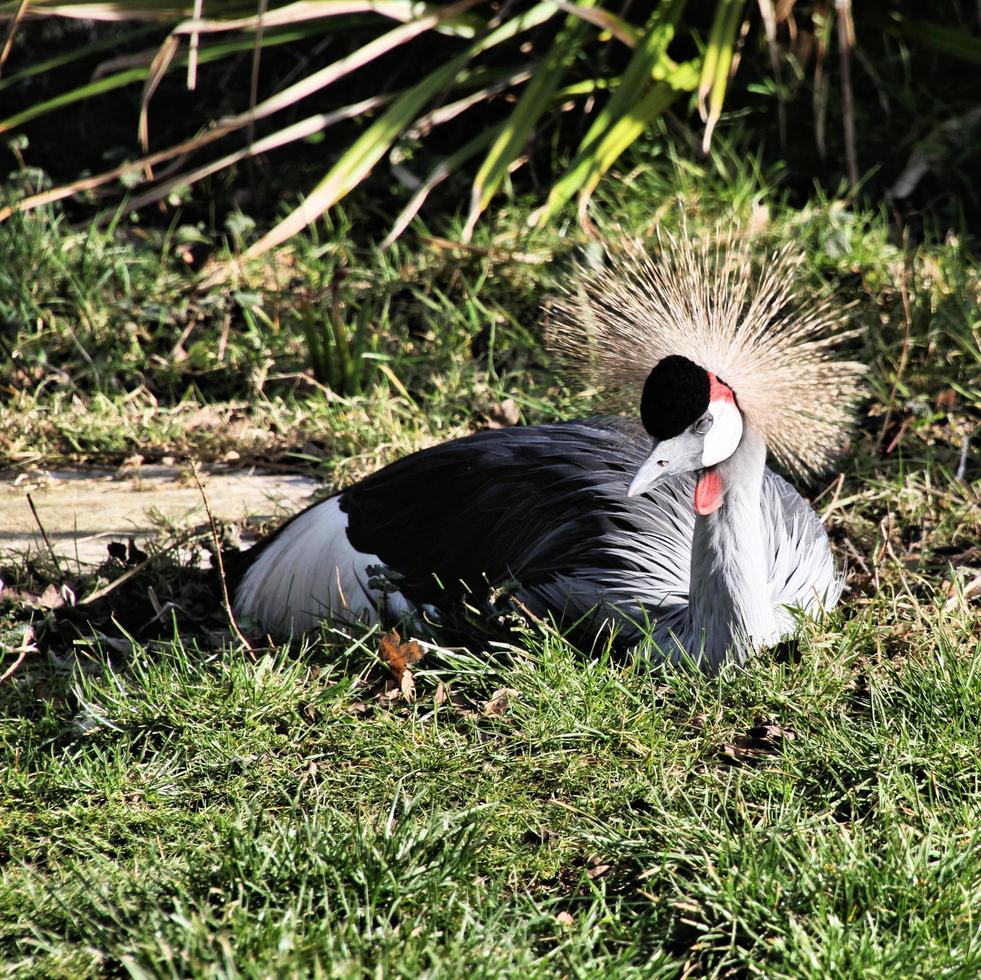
[818,473,846,520]
[877,237,914,454]
[26,493,62,576]
[191,466,254,657]
[835,0,858,191]
[1,626,35,684]
[956,432,972,482]
[79,529,199,606]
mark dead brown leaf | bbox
[400,670,416,703]
[486,398,520,429]
[718,717,796,765]
[377,631,426,704]
[433,682,480,719]
[945,572,981,609]
[37,584,66,610]
[483,687,517,717]
[378,629,425,680]
[185,405,228,431]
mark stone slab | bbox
[0,467,320,565]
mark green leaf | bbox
[246,2,561,260]
[895,18,981,66]
[463,2,589,241]
[532,0,689,227]
[698,0,748,153]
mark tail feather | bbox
[233,496,393,635]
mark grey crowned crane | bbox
[234,233,865,670]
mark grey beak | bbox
[627,431,705,498]
[627,451,669,497]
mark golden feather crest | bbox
[549,231,866,476]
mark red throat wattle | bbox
[694,371,733,515]
[695,469,724,515]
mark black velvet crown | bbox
[639,354,710,440]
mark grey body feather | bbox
[514,425,838,668]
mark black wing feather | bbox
[340,419,654,605]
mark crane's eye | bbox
[694,415,713,435]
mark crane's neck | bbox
[688,423,779,669]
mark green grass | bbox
[0,146,979,976]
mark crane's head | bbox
[627,354,742,515]
[549,231,867,487]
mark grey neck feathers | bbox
[688,423,780,669]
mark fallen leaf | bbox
[587,864,611,880]
[378,678,403,703]
[483,687,517,717]
[747,720,796,743]
[400,669,416,703]
[447,690,480,719]
[718,717,795,764]
[185,405,227,430]
[378,629,425,681]
[945,572,981,610]
[37,584,66,610]
[486,398,520,429]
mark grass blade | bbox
[462,3,584,241]
[835,0,857,190]
[244,1,560,262]
[698,0,748,153]
[138,33,179,156]
[167,0,482,37]
[242,53,475,263]
[0,0,28,74]
[554,1,639,48]
[895,17,981,65]
[0,23,158,93]
[383,124,502,248]
[111,100,388,219]
[575,76,689,221]
[0,25,309,133]
[531,0,688,227]
[0,1,191,21]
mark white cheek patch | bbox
[701,398,743,466]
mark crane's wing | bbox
[761,472,842,627]
[340,418,692,614]
[235,416,838,647]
